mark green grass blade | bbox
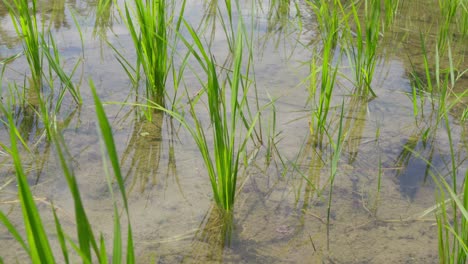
[52,133,99,261]
[52,203,70,264]
[90,79,129,212]
[0,211,30,255]
[7,112,55,263]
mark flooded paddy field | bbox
[0,0,467,263]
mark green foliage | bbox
[149,23,258,212]
[124,0,168,101]
[0,81,135,263]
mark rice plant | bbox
[42,31,82,107]
[326,101,345,250]
[342,0,380,97]
[5,0,42,88]
[0,80,134,263]
[307,0,342,49]
[150,23,258,213]
[309,43,340,145]
[306,0,342,145]
[5,0,82,122]
[434,114,467,264]
[123,0,168,105]
[383,0,400,28]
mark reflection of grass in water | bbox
[120,108,180,195]
[123,111,163,193]
[186,205,234,262]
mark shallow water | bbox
[0,0,467,263]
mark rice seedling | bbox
[5,0,42,88]
[309,43,340,145]
[342,0,380,97]
[262,0,300,54]
[436,0,462,52]
[307,0,342,49]
[4,0,82,129]
[123,0,169,105]
[0,79,135,263]
[149,22,258,213]
[458,1,468,37]
[326,101,345,250]
[433,112,468,263]
[383,0,400,28]
[41,31,82,108]
[410,49,463,123]
[115,0,187,121]
[306,0,342,145]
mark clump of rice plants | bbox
[5,0,82,119]
[123,0,169,105]
[434,112,468,263]
[152,23,258,213]
[307,0,342,144]
[5,0,42,88]
[342,0,380,97]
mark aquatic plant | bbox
[325,102,345,249]
[383,0,400,27]
[5,0,82,133]
[42,31,82,107]
[306,0,342,144]
[0,81,135,263]
[5,0,42,88]
[123,0,168,104]
[151,23,258,213]
[434,113,468,264]
[342,0,380,97]
[307,0,341,48]
[309,42,340,144]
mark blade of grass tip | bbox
[90,79,135,262]
[52,133,99,261]
[445,224,468,255]
[126,223,135,264]
[99,235,109,264]
[89,79,129,212]
[181,20,210,71]
[112,204,122,264]
[0,211,30,255]
[7,113,55,263]
[52,203,70,264]
[65,236,92,264]
[69,9,85,58]
[96,120,122,264]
